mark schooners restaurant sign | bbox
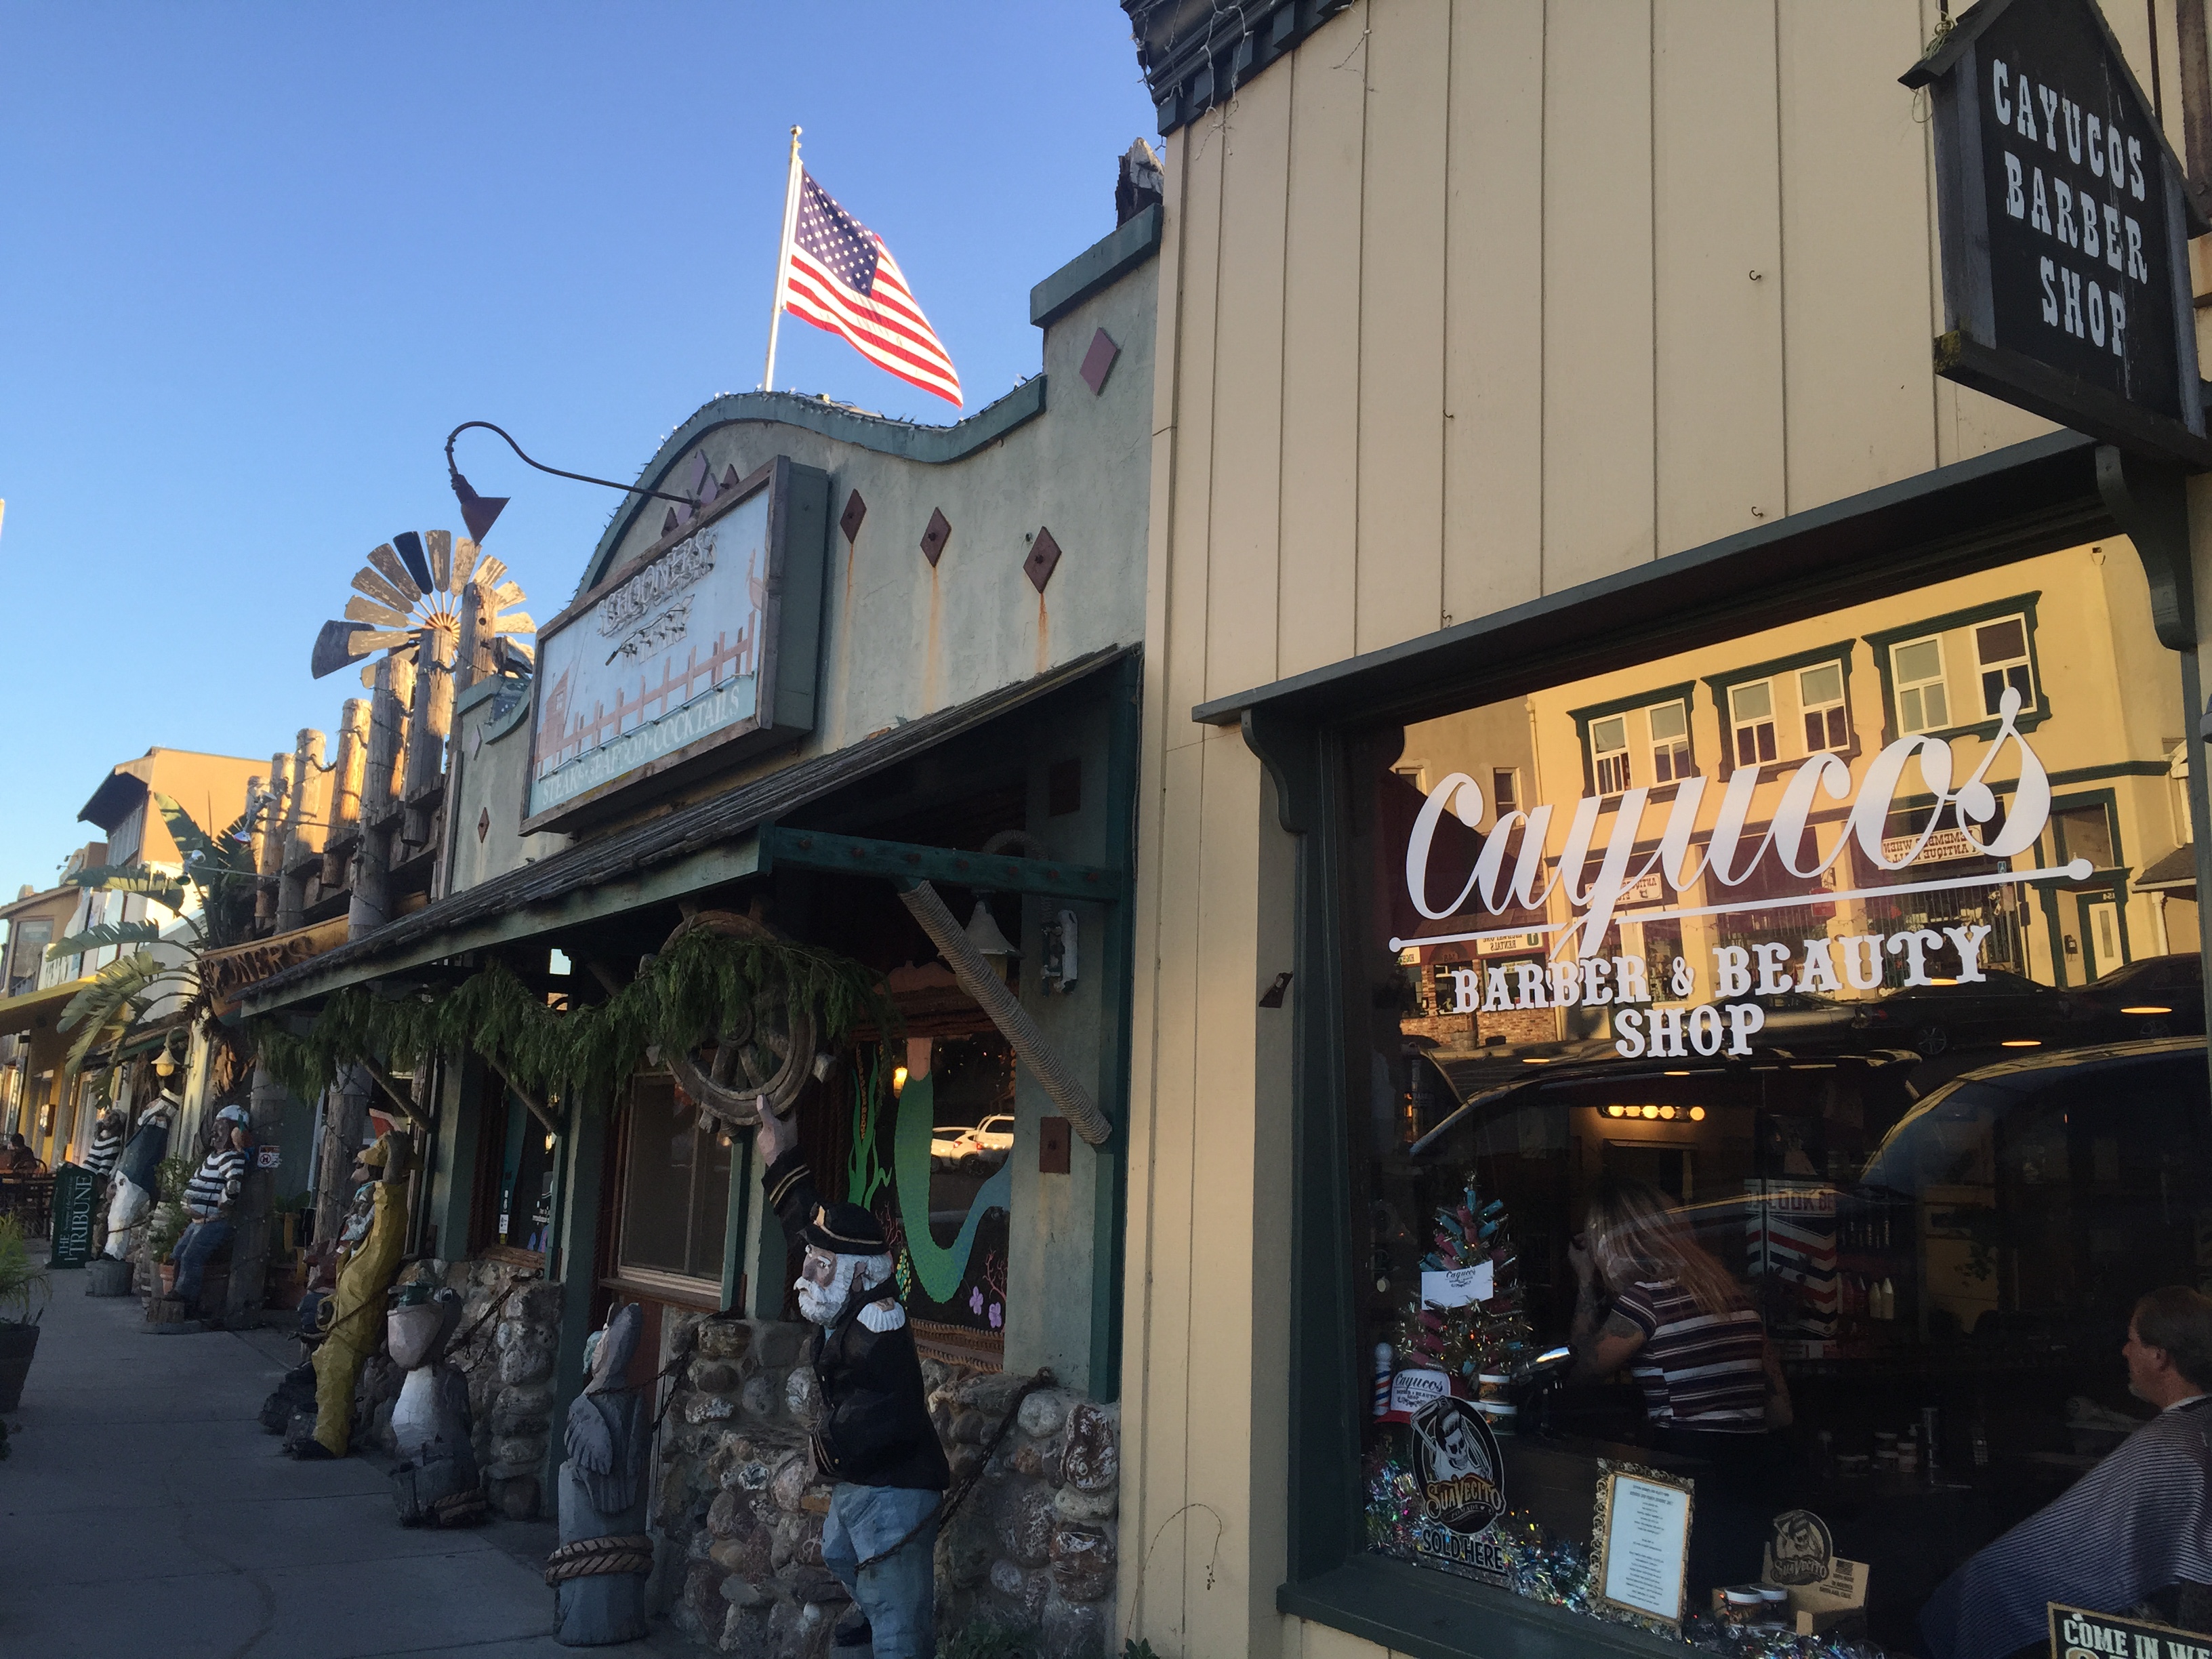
[1398,691,2088,1059]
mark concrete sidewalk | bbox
[1,1264,693,1659]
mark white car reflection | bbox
[930,1113,1015,1170]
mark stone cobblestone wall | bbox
[651,1313,1121,1659]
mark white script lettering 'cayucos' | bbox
[1399,689,2082,960]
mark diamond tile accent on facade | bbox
[921,508,951,567]
[840,489,867,543]
[1024,526,1063,593]
[1080,327,1121,395]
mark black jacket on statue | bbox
[764,1151,950,1492]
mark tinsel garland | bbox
[250,925,895,1108]
[1364,1449,1888,1659]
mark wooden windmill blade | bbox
[491,612,535,635]
[352,568,413,612]
[365,544,424,605]
[426,529,453,594]
[312,621,371,680]
[473,555,508,592]
[344,595,412,630]
[390,531,434,594]
[490,580,525,607]
[452,538,480,593]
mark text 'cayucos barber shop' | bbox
[239,161,1162,1656]
[1115,3,2212,1659]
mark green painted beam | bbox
[241,835,766,1015]
[758,825,1122,903]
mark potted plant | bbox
[148,1154,190,1296]
[0,1213,52,1410]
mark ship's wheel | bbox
[308,529,535,684]
[660,911,819,1131]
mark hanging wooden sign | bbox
[1902,0,2212,466]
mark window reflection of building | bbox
[1404,549,2192,1023]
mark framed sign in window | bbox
[1902,0,2212,467]
[523,455,829,833]
[1589,1460,1696,1637]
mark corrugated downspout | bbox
[896,880,1111,1147]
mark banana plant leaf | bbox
[58,949,173,1079]
[154,795,256,885]
[44,921,163,960]
[62,865,186,909]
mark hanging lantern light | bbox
[964,898,1019,963]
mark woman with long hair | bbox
[1568,1175,1791,1597]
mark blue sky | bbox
[0,3,1155,893]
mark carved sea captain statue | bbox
[754,1100,948,1659]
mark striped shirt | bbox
[83,1122,124,1178]
[184,1147,247,1218]
[1612,1278,1767,1432]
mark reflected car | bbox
[2064,953,2205,1043]
[1742,990,1862,1052]
[929,1113,1016,1170]
[1849,968,2071,1055]
[1858,1037,2209,1344]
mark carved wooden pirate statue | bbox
[102,1088,178,1263]
[388,1283,483,1528]
[292,1132,407,1460]
[546,1303,652,1646]
[755,1105,949,1659]
[168,1103,252,1313]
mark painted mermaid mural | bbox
[846,1036,1010,1335]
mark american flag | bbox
[781,170,962,408]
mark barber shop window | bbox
[1346,541,2210,1655]
[616,1073,731,1286]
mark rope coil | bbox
[544,1533,655,1586]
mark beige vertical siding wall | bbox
[1122,3,2188,1657]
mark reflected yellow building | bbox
[1394,542,2196,1044]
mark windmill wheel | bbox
[307,529,537,684]
[661,911,818,1131]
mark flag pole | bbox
[760,127,803,393]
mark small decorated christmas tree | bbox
[1392,1172,1534,1382]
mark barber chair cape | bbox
[1920,1397,2212,1659]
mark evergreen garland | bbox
[251,925,896,1109]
